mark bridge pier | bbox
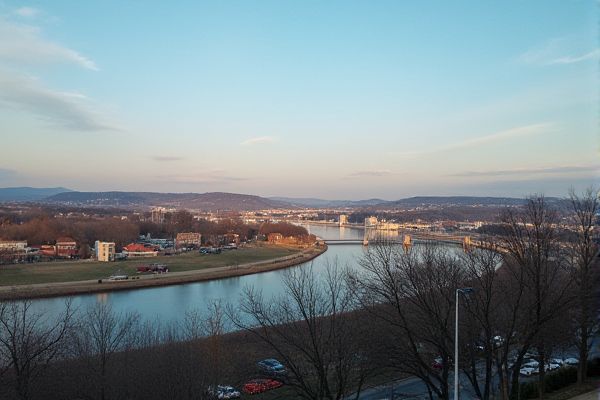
[403,234,412,253]
[462,236,472,252]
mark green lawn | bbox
[0,245,301,286]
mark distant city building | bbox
[377,221,399,231]
[339,214,348,226]
[40,245,57,257]
[176,232,201,248]
[223,233,240,245]
[122,243,158,257]
[0,240,27,252]
[267,233,283,243]
[266,232,315,246]
[151,207,167,224]
[95,241,116,262]
[364,216,378,227]
[56,237,78,258]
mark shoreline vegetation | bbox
[0,243,327,301]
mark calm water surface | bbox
[31,225,372,322]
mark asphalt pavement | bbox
[355,336,600,400]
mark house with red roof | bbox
[122,243,158,258]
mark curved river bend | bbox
[30,224,460,323]
[30,225,366,322]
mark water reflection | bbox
[95,293,108,303]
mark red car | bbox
[242,379,283,394]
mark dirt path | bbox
[0,245,327,301]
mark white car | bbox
[493,335,505,346]
[523,360,539,369]
[550,358,564,366]
[564,358,579,366]
[545,363,560,371]
[209,385,241,399]
[520,367,537,376]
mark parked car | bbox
[242,379,283,395]
[257,358,288,377]
[200,247,222,254]
[209,385,240,399]
[523,360,539,369]
[550,358,564,366]
[493,335,505,347]
[519,367,537,376]
[546,363,560,371]
[564,357,579,366]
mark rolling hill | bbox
[42,191,292,211]
[0,187,73,202]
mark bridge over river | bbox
[322,231,478,251]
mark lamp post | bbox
[454,287,474,400]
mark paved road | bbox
[356,339,600,400]
[569,388,600,400]
[357,373,477,400]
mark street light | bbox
[454,287,474,400]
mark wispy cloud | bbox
[0,15,117,131]
[0,17,98,70]
[152,156,184,162]
[159,170,247,184]
[0,69,116,131]
[347,169,393,178]
[396,123,552,158]
[548,49,600,65]
[449,164,600,178]
[518,37,599,66]
[14,7,40,18]
[241,136,276,146]
[441,122,551,152]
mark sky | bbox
[0,0,598,200]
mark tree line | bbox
[0,206,308,253]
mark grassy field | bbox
[0,244,301,286]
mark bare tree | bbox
[458,243,504,400]
[500,196,574,400]
[351,241,467,400]
[229,262,372,400]
[200,302,228,391]
[72,302,139,400]
[0,300,74,400]
[567,187,600,385]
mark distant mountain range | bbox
[269,196,536,208]
[0,187,73,202]
[0,187,560,211]
[383,196,568,209]
[380,196,528,208]
[269,197,388,208]
[42,191,290,211]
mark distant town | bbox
[0,189,590,266]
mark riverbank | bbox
[0,244,327,301]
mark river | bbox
[30,224,375,322]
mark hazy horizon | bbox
[0,184,596,202]
[1,1,598,199]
